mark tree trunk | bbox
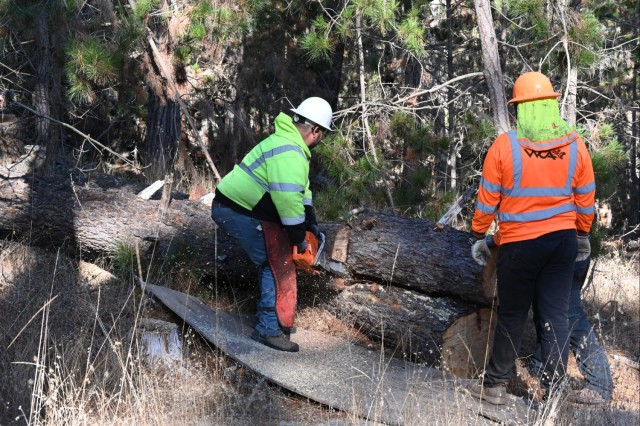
[0,171,230,272]
[446,0,458,191]
[474,0,510,135]
[144,91,181,181]
[563,67,578,126]
[630,7,639,229]
[355,11,377,165]
[34,10,56,175]
[342,212,487,303]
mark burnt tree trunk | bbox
[144,92,181,181]
[0,171,496,376]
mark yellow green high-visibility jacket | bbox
[215,113,313,245]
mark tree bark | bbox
[474,0,510,135]
[327,281,495,376]
[343,211,486,303]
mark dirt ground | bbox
[296,305,639,422]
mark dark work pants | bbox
[530,257,613,399]
[483,229,577,388]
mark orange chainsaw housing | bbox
[292,231,320,274]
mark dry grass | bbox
[1,239,638,425]
[0,241,347,425]
[583,250,640,359]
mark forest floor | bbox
[0,239,638,425]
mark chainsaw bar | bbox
[314,232,326,266]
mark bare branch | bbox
[12,101,140,170]
[392,72,484,106]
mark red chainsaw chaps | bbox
[261,220,297,329]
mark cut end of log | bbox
[137,180,165,200]
[440,307,496,378]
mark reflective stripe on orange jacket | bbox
[472,130,595,245]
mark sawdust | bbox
[506,352,640,412]
[295,306,375,347]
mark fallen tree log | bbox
[0,170,496,376]
[0,170,251,276]
[0,171,489,302]
[337,211,486,303]
[325,281,495,377]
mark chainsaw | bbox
[292,231,326,275]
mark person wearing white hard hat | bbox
[212,97,333,352]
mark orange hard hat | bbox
[508,71,561,104]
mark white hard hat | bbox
[291,97,333,131]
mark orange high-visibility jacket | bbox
[472,130,595,245]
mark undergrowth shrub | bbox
[314,112,457,220]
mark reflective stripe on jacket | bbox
[472,130,595,245]
[216,113,311,228]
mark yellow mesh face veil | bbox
[516,99,572,142]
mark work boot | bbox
[251,330,299,352]
[566,388,608,405]
[467,382,510,405]
[282,327,297,341]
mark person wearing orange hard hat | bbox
[466,72,598,405]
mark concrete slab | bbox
[143,283,537,425]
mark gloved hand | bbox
[308,223,321,238]
[577,234,591,262]
[471,236,495,266]
[296,239,308,254]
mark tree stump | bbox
[135,318,183,367]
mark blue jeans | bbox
[483,230,577,388]
[530,257,613,400]
[211,205,281,336]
